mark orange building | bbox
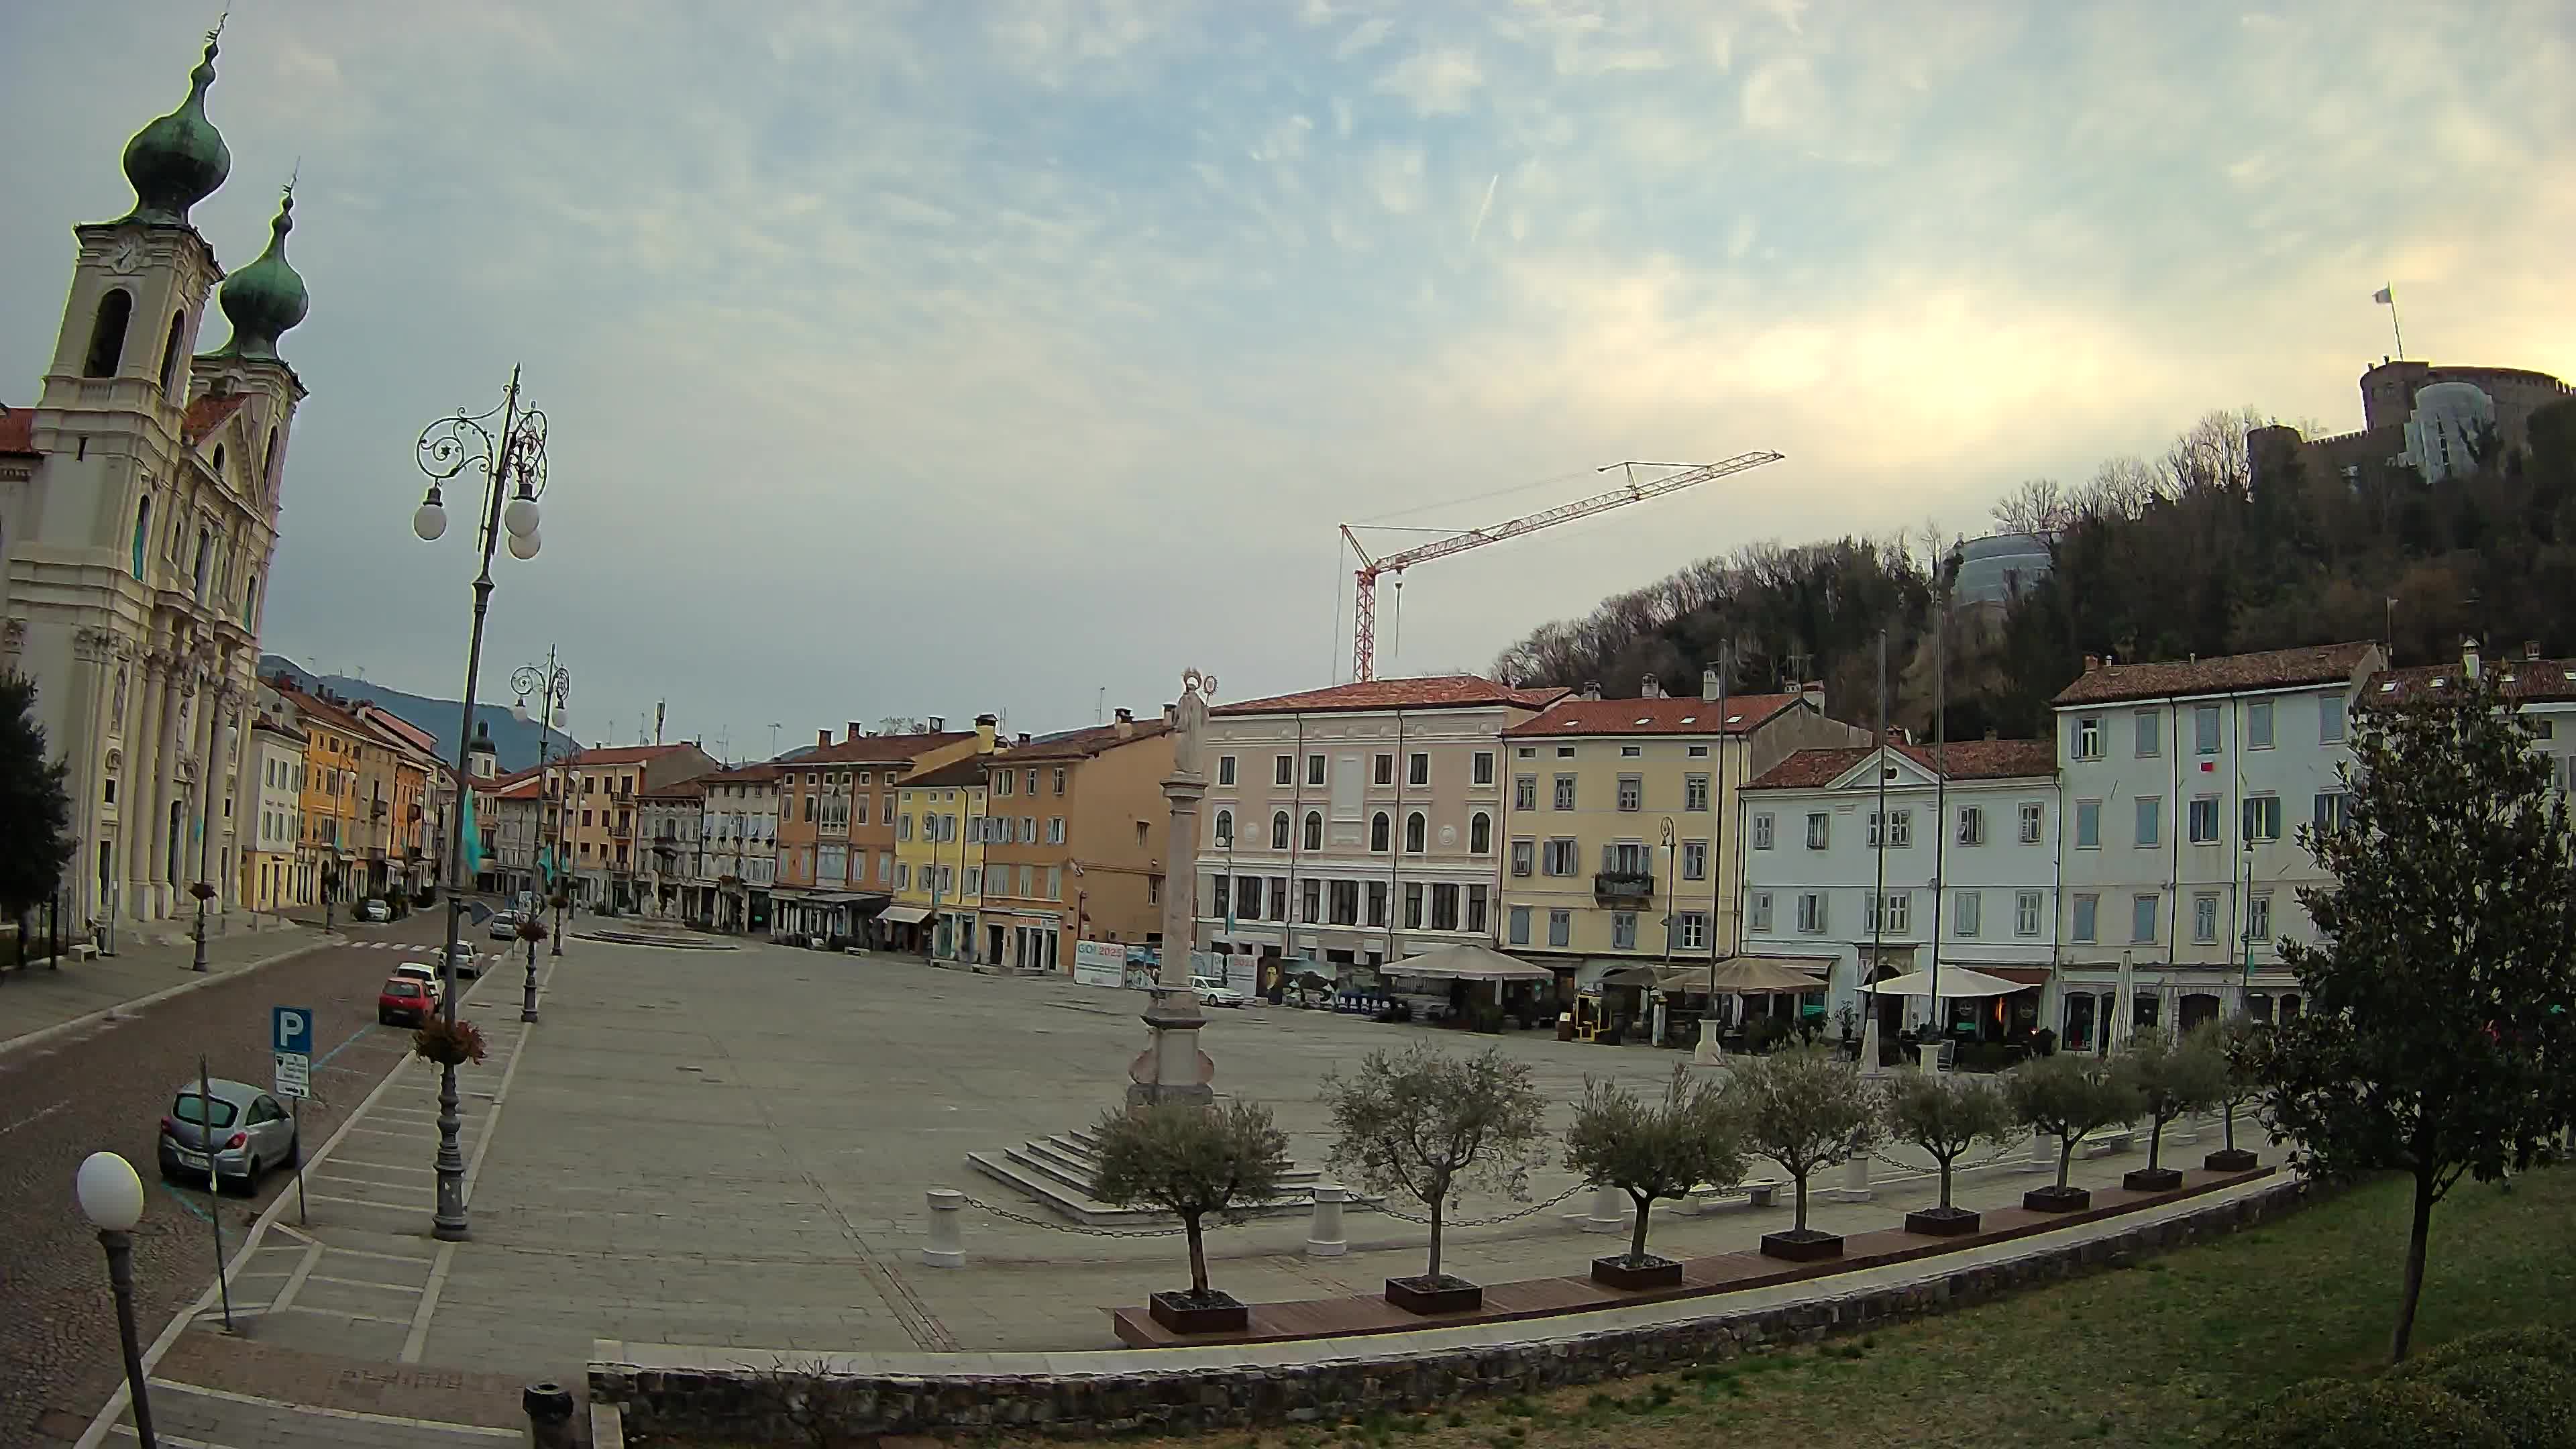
[771,718,988,941]
[978,708,1174,973]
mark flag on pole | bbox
[460,785,483,883]
[2373,286,2394,305]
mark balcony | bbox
[608,822,632,839]
[1593,870,1655,904]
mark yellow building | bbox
[274,683,366,904]
[1497,678,1866,991]
[891,755,988,960]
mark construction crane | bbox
[1339,452,1784,681]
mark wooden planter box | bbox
[1146,1290,1248,1336]
[2122,1167,2185,1193]
[1903,1205,1982,1237]
[2023,1184,2092,1214]
[1590,1254,1684,1290]
[1758,1228,1843,1262]
[1384,1275,1483,1315]
[2204,1148,2259,1173]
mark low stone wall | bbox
[596,1179,2307,1443]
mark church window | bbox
[262,428,278,492]
[130,496,151,579]
[85,289,133,377]
[194,527,212,596]
[212,443,226,479]
[158,312,186,394]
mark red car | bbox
[378,977,434,1026]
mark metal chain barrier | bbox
[1373,1182,1586,1228]
[1867,1140,2029,1173]
[952,1193,1191,1238]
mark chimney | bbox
[927,716,946,733]
[818,728,832,749]
[1016,732,1031,747]
[1640,674,1664,699]
[1801,681,1824,709]
[1580,680,1603,702]
[2463,637,2481,680]
[1114,707,1135,739]
[1163,703,1178,727]
[2526,640,2543,661]
[848,721,863,741]
[2083,654,2101,674]
[1701,667,1722,702]
[974,712,998,751]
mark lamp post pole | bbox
[411,367,550,1242]
[76,1152,156,1449]
[513,654,569,1022]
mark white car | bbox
[1191,977,1248,1008]
[356,898,392,923]
[392,961,445,1007]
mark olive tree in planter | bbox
[2006,1053,2141,1212]
[1323,1044,1549,1314]
[1562,1064,1746,1289]
[2198,1018,2271,1171]
[1726,1045,1880,1261]
[2114,1028,2229,1191]
[1882,1071,2014,1236]
[1089,1101,1291,1335]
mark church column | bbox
[183,664,218,896]
[146,655,184,909]
[206,685,238,914]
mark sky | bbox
[5,1,2571,759]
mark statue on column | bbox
[1171,668,1216,778]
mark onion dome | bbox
[120,34,231,227]
[211,189,309,361]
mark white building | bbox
[241,716,307,912]
[2049,642,2385,1049]
[698,762,780,933]
[1737,739,2060,1040]
[1,35,311,934]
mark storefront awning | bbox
[879,905,932,925]
[1959,965,2050,986]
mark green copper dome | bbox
[211,189,309,361]
[120,34,231,226]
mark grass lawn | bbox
[985,1166,2576,1449]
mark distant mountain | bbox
[260,655,577,774]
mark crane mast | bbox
[1342,451,1784,681]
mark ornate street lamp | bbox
[512,651,570,1021]
[411,367,549,1242]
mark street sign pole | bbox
[271,1008,315,1226]
[199,1054,233,1332]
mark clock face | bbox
[109,235,142,275]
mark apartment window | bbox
[2190,796,2220,844]
[1148,875,1161,905]
[1556,745,1574,758]
[1214,810,1234,847]
[1431,883,1460,930]
[1511,839,1535,877]
[1274,755,1293,786]
[1621,745,1642,758]
[1542,838,1578,875]
[1238,875,1265,919]
[1046,865,1063,900]
[802,796,816,822]
[964,867,981,896]
[2125,893,2157,943]
[2243,794,2283,843]
[2135,796,2161,848]
[1329,879,1360,926]
[1508,906,1532,946]
[1618,775,1643,812]
[1371,812,1391,852]
[1513,775,1537,810]
[1749,892,1774,932]
[1866,890,1910,934]
[1367,879,1388,927]
[1553,774,1576,810]
[1955,890,1982,937]
[1467,884,1491,933]
[1023,769,1037,796]
[1472,751,1495,786]
[582,810,594,827]
[2074,800,2100,849]
[2015,890,2043,936]
[2193,892,2219,944]
[1302,877,1323,923]
[2247,892,2273,945]
[1680,840,1708,881]
[2247,700,2275,750]
[1796,892,1827,933]
[1306,754,1326,787]
[1752,812,1774,849]
[2073,715,2103,760]
[1047,817,1065,844]
[1516,747,1535,758]
[1611,911,1637,950]
[2134,710,2161,758]
[2320,694,2347,743]
[1469,812,1492,854]
[996,771,1013,798]
[1404,812,1426,853]
[1401,881,1421,928]
[1021,865,1038,898]
[2019,801,2044,843]
[2313,790,2349,835]
[1684,773,1709,811]
[1374,753,1395,786]
[896,862,910,890]
[1303,810,1323,851]
[1956,806,1985,845]
[1052,767,1067,794]
[1217,755,1236,786]
[1548,909,1571,947]
[1271,811,1290,849]
[2073,894,2099,943]
[1805,812,1830,849]
[1868,809,1912,847]
[1408,752,1430,787]
[2195,704,2221,755]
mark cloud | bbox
[1375,46,1484,117]
[1364,142,1428,215]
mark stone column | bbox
[129,657,166,910]
[152,658,189,911]
[207,688,238,916]
[1128,669,1216,1110]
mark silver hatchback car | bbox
[157,1079,299,1195]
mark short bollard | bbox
[1823,1150,1873,1203]
[1305,1183,1348,1257]
[523,1381,576,1449]
[1582,1184,1625,1233]
[922,1188,966,1269]
[2016,1128,2053,1174]
[2169,1111,2201,1147]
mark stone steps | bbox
[965,1128,1359,1227]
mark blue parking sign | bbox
[272,1006,313,1057]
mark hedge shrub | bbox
[2402,1356,2576,1449]
[2403,1325,2576,1375]
[2236,1377,2507,1449]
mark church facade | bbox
[0,29,312,935]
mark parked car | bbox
[379,976,435,1026]
[157,1079,298,1195]
[356,898,392,923]
[391,961,443,1006]
[445,941,483,979]
[488,911,523,941]
[1191,976,1248,1008]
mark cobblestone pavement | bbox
[0,906,514,1446]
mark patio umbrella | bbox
[1703,956,1831,995]
[1858,965,2023,998]
[1386,943,1554,981]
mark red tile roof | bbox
[1213,676,1568,716]
[2049,643,2379,707]
[0,406,35,456]
[1746,739,2057,791]
[997,718,1172,761]
[794,731,975,765]
[639,778,709,800]
[2369,656,2576,706]
[181,393,251,445]
[702,763,785,784]
[566,743,700,767]
[1503,694,1803,738]
[901,756,989,790]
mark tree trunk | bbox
[2390,1166,2437,1363]
[2148,1116,2166,1172]
[2057,1136,2076,1189]
[1792,1173,1810,1232]
[1185,1214,1210,1297]
[2222,1101,2237,1152]
[1937,1156,1955,1211]
[1628,1192,1652,1261]
[1426,1197,1445,1280]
